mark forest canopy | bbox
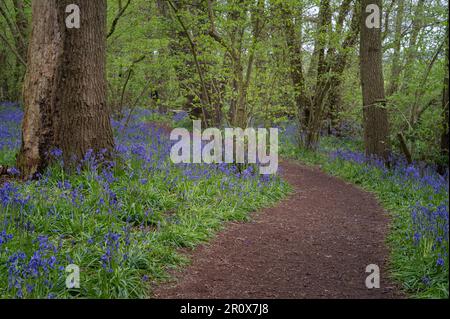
[0,0,448,168]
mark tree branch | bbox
[166,0,212,126]
[0,32,26,66]
[107,0,132,39]
[206,0,236,60]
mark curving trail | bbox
[152,160,402,299]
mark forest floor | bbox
[152,159,403,299]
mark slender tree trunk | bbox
[360,0,390,161]
[160,0,197,115]
[387,0,404,96]
[0,0,28,100]
[234,0,264,128]
[0,50,7,100]
[305,0,331,149]
[281,3,309,139]
[227,0,245,125]
[12,0,28,61]
[439,22,449,174]
[17,0,114,178]
[400,0,425,93]
[326,0,360,135]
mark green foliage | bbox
[0,108,290,299]
[0,159,289,298]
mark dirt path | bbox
[152,160,402,299]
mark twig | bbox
[397,132,412,164]
[107,0,132,39]
[0,32,26,66]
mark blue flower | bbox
[0,230,13,246]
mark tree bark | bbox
[397,132,412,164]
[400,0,425,93]
[0,50,8,100]
[281,2,310,138]
[439,21,449,174]
[386,0,404,96]
[360,0,390,161]
[17,0,114,178]
[326,0,360,135]
[0,0,28,99]
[305,0,332,148]
[12,0,28,62]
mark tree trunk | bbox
[360,0,390,161]
[326,0,360,135]
[386,0,404,96]
[281,3,310,138]
[439,21,449,174]
[13,0,28,61]
[234,0,264,128]
[0,0,28,100]
[305,0,332,149]
[160,0,196,114]
[400,0,425,94]
[16,0,62,178]
[17,0,114,178]
[0,50,8,100]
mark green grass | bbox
[0,110,291,299]
[1,156,290,299]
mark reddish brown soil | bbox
[152,160,403,299]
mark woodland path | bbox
[152,160,402,299]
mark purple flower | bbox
[0,230,13,246]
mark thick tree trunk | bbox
[16,0,62,178]
[17,0,114,178]
[55,0,114,163]
[360,0,390,161]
